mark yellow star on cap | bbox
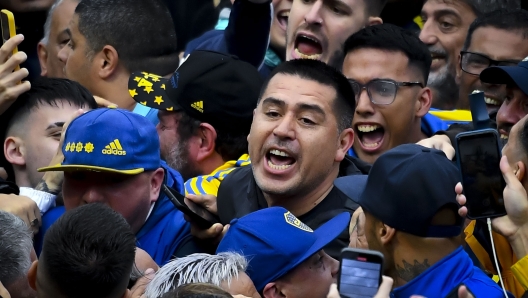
[129,89,138,97]
[143,86,154,94]
[167,107,173,111]
[154,96,164,105]
[161,84,166,90]
[141,101,147,105]
[134,76,141,82]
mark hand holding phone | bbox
[455,129,507,219]
[338,248,384,298]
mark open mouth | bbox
[265,149,296,171]
[484,97,501,106]
[276,10,289,31]
[356,124,385,151]
[294,35,323,60]
[430,52,446,69]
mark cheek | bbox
[62,182,82,210]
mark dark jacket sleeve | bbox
[185,0,272,69]
[435,123,474,147]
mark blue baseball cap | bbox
[216,207,350,292]
[480,57,528,96]
[38,108,161,174]
[334,144,463,238]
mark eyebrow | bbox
[433,9,462,20]
[46,122,65,130]
[262,97,326,116]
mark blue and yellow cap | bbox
[38,108,161,175]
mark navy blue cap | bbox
[334,144,463,238]
[480,58,528,95]
[216,207,350,292]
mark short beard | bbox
[164,139,202,181]
[428,64,459,110]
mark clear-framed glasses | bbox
[460,51,520,76]
[348,79,424,105]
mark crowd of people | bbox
[0,0,527,297]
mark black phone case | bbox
[162,184,217,229]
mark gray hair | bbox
[0,210,33,286]
[41,0,81,45]
[144,252,248,298]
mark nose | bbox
[272,113,296,140]
[81,186,105,204]
[304,0,323,25]
[329,254,339,278]
[419,19,438,46]
[497,98,524,130]
[57,45,70,64]
[355,88,375,117]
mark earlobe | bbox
[37,42,48,77]
[27,261,38,291]
[380,224,395,245]
[368,16,383,26]
[5,137,26,166]
[98,45,119,79]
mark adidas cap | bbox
[38,108,161,175]
[127,50,263,135]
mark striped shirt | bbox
[184,154,251,196]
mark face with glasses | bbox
[343,48,432,164]
[456,26,528,114]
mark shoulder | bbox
[464,267,509,297]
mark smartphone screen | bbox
[457,131,506,219]
[0,12,9,45]
[339,249,383,298]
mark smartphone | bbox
[162,184,220,229]
[0,9,20,71]
[338,248,384,298]
[455,129,507,219]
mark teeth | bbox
[484,97,500,106]
[500,134,509,140]
[363,142,380,148]
[294,48,321,60]
[267,160,292,170]
[357,124,381,132]
[279,11,289,18]
[270,149,290,157]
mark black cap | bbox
[127,50,263,134]
[334,144,463,238]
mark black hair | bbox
[367,0,389,16]
[343,24,432,83]
[41,203,136,298]
[1,77,98,181]
[463,9,528,51]
[75,0,179,75]
[161,283,233,298]
[259,59,355,133]
[177,112,248,162]
[458,0,520,17]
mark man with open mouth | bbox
[342,24,435,164]
[455,9,528,117]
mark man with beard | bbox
[420,0,519,111]
[127,51,262,195]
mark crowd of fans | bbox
[0,0,527,297]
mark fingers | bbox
[458,206,468,218]
[186,194,218,214]
[190,222,224,240]
[129,268,156,298]
[455,182,463,195]
[0,280,11,298]
[93,96,117,108]
[0,51,27,75]
[500,156,520,188]
[0,34,24,63]
[326,283,340,298]
[457,285,475,298]
[373,276,393,298]
[444,145,456,160]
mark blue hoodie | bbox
[35,161,189,266]
[391,246,512,298]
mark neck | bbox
[13,169,31,188]
[389,236,460,288]
[98,72,137,111]
[200,153,227,176]
[263,166,339,216]
[410,122,427,143]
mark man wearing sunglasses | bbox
[456,9,528,118]
[342,24,436,164]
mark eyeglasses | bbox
[348,79,424,105]
[460,51,521,76]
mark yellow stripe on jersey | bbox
[429,109,473,122]
[185,154,251,196]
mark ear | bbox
[27,260,38,291]
[379,224,396,246]
[515,161,525,182]
[335,128,354,162]
[455,53,462,85]
[37,42,49,77]
[4,136,26,166]
[149,168,165,204]
[367,16,383,26]
[195,123,218,163]
[415,87,433,118]
[262,282,284,298]
[97,45,120,80]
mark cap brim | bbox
[128,72,178,111]
[264,212,351,288]
[334,175,368,203]
[480,66,528,95]
[38,164,144,175]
